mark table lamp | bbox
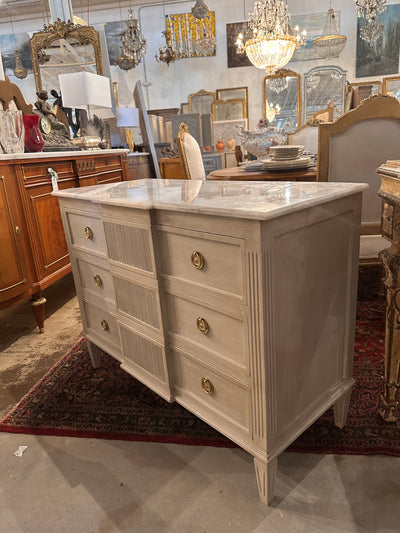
[58,71,113,148]
[116,106,140,152]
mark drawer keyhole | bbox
[85,226,94,240]
[93,275,103,287]
[191,251,204,270]
[196,317,209,335]
[201,377,214,395]
[101,319,109,331]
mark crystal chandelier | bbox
[236,0,306,75]
[194,21,216,56]
[115,8,147,71]
[269,76,289,93]
[360,18,384,43]
[155,29,178,66]
[313,6,347,59]
[355,0,387,21]
[192,0,209,20]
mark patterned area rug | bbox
[1,268,398,454]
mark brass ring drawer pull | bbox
[84,226,94,240]
[93,274,103,287]
[191,251,204,270]
[196,317,209,335]
[201,377,214,395]
[101,319,109,331]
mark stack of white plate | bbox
[269,145,304,161]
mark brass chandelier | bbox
[236,0,306,75]
[115,8,147,71]
[155,29,178,66]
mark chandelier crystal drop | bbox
[313,7,347,59]
[355,0,387,21]
[115,8,147,71]
[237,0,306,75]
[191,0,209,20]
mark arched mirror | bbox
[304,66,346,123]
[30,19,103,94]
[383,76,400,101]
[263,69,301,133]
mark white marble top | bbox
[0,148,129,161]
[53,179,368,221]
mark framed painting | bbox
[356,4,400,78]
[226,22,252,68]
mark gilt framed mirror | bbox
[383,76,400,101]
[304,66,346,123]
[188,89,216,115]
[30,19,103,94]
[263,69,301,132]
[216,87,248,118]
[345,80,382,110]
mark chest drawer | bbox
[170,348,250,435]
[158,228,244,299]
[74,256,115,305]
[165,293,248,378]
[81,299,120,354]
[65,212,107,256]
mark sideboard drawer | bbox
[165,293,247,376]
[21,160,74,182]
[66,212,107,256]
[158,228,244,298]
[82,300,120,350]
[170,348,250,434]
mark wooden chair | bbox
[176,122,206,180]
[317,94,400,264]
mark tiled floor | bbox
[0,274,399,532]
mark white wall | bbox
[1,0,399,129]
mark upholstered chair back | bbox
[287,124,319,154]
[176,122,206,180]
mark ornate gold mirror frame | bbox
[263,69,301,132]
[344,80,382,111]
[383,76,400,100]
[216,86,248,119]
[188,89,216,115]
[30,19,103,93]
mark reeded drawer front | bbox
[158,229,244,298]
[114,276,161,330]
[82,300,120,349]
[104,222,154,273]
[66,212,107,255]
[75,257,115,304]
[170,348,250,433]
[165,293,247,374]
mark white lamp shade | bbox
[58,71,112,109]
[116,107,140,128]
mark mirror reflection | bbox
[263,69,301,133]
[383,76,400,101]
[304,66,346,122]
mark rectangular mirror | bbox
[212,99,246,121]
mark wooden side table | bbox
[159,157,185,179]
[376,160,400,421]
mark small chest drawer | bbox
[171,348,250,434]
[21,160,74,182]
[74,257,115,305]
[158,228,244,298]
[65,212,107,256]
[82,300,120,351]
[165,293,247,377]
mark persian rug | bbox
[1,268,398,455]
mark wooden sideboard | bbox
[55,179,365,504]
[0,149,129,332]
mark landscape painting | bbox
[356,4,400,78]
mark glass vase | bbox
[23,114,44,152]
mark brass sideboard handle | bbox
[201,377,214,395]
[93,274,103,287]
[196,317,209,335]
[191,251,204,270]
[15,226,21,236]
[101,319,109,331]
[85,226,94,240]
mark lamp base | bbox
[126,128,134,152]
